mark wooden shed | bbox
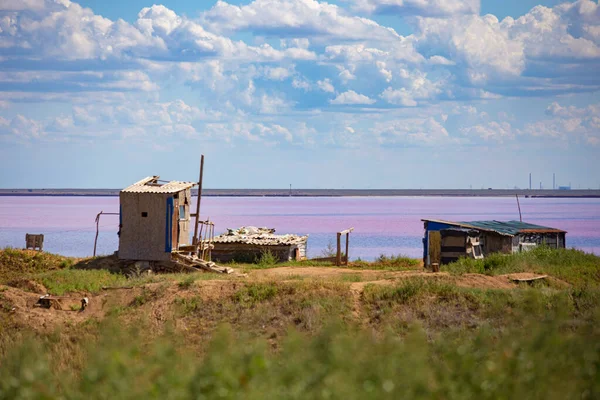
[118,176,195,261]
[211,226,308,263]
[422,219,567,267]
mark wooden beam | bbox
[339,227,354,235]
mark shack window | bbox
[141,212,148,217]
[179,205,186,220]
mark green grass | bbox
[31,269,128,295]
[0,247,77,283]
[0,317,598,400]
[362,277,600,333]
[233,282,280,306]
[443,247,600,286]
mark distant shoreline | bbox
[1,188,599,198]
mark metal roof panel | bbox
[121,176,196,194]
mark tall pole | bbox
[192,155,205,255]
[553,173,555,190]
[515,194,522,222]
[529,173,531,190]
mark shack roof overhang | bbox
[121,176,196,194]
[422,219,566,236]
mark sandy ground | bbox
[1,268,556,333]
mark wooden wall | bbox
[119,192,172,261]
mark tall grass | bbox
[443,247,600,286]
[0,318,598,399]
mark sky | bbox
[0,0,599,189]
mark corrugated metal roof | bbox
[122,176,196,194]
[422,219,566,236]
[213,226,308,246]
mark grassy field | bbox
[0,247,599,399]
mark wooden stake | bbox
[345,232,350,265]
[192,155,205,255]
[515,194,522,222]
[336,232,342,266]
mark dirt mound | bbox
[453,274,515,289]
[7,279,48,294]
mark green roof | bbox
[423,219,567,236]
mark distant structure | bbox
[211,226,308,263]
[529,173,532,190]
[118,176,195,261]
[558,185,571,191]
[553,173,556,190]
[422,219,567,267]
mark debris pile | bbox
[215,226,308,246]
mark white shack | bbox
[118,176,195,261]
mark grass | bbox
[443,247,600,287]
[0,247,76,283]
[2,247,600,397]
[32,269,128,295]
[362,276,600,333]
[0,317,598,399]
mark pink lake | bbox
[0,196,598,259]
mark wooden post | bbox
[336,232,342,266]
[94,211,102,257]
[345,232,350,265]
[515,194,522,222]
[192,155,205,255]
[93,211,119,257]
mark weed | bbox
[178,275,198,289]
[174,297,202,315]
[256,250,278,267]
[233,283,279,305]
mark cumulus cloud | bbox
[521,101,600,145]
[350,0,480,17]
[372,116,450,145]
[201,0,401,42]
[461,121,514,141]
[330,90,376,105]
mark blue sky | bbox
[0,0,598,189]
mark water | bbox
[1,196,599,260]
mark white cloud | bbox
[372,116,450,145]
[263,66,292,80]
[330,90,375,105]
[461,121,514,141]
[201,0,401,42]
[350,0,480,17]
[317,78,335,93]
[428,55,455,65]
[415,14,525,85]
[520,101,600,145]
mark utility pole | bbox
[529,173,532,190]
[553,173,556,190]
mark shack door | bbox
[428,231,441,267]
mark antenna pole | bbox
[515,194,522,222]
[192,155,205,255]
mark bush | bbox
[255,250,278,268]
